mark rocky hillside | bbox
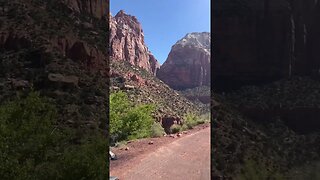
[212,1,320,178]
[157,32,211,90]
[109,10,160,75]
[0,0,109,132]
[212,95,320,178]
[109,10,204,128]
[62,0,108,19]
[109,60,202,122]
[213,0,320,91]
[179,86,211,104]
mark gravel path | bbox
[110,124,210,180]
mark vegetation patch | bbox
[110,91,155,142]
[170,124,182,134]
[151,122,165,137]
[0,92,108,179]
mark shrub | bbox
[151,122,165,137]
[110,91,155,142]
[196,119,206,125]
[123,104,154,140]
[109,91,130,136]
[0,92,108,179]
[170,124,182,134]
[181,124,189,131]
[184,112,198,129]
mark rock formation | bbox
[213,0,320,91]
[109,10,160,75]
[0,0,109,131]
[157,32,211,90]
[62,0,108,19]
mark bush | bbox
[183,112,198,129]
[170,124,182,134]
[151,122,165,137]
[196,119,206,125]
[181,124,189,131]
[110,91,155,142]
[0,92,108,179]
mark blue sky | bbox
[110,0,210,64]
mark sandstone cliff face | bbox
[0,0,109,131]
[109,10,160,75]
[213,0,320,91]
[63,0,108,19]
[157,32,211,90]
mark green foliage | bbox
[181,124,189,131]
[110,91,155,142]
[123,105,155,140]
[196,119,206,125]
[0,92,108,179]
[170,124,182,134]
[151,122,165,137]
[196,113,210,125]
[183,113,198,129]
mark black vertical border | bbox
[210,0,214,179]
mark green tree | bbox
[110,91,155,142]
[0,92,108,179]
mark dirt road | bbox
[113,126,210,180]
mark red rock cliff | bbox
[63,0,108,19]
[109,10,160,75]
[157,32,211,90]
[213,0,320,91]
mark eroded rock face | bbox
[109,10,160,75]
[62,0,108,19]
[213,0,320,91]
[157,32,211,90]
[0,0,109,133]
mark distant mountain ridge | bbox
[176,32,210,51]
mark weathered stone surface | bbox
[53,35,107,71]
[0,0,109,133]
[62,0,108,19]
[109,10,160,75]
[157,32,211,90]
[213,0,320,91]
[8,78,30,89]
[48,73,79,87]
